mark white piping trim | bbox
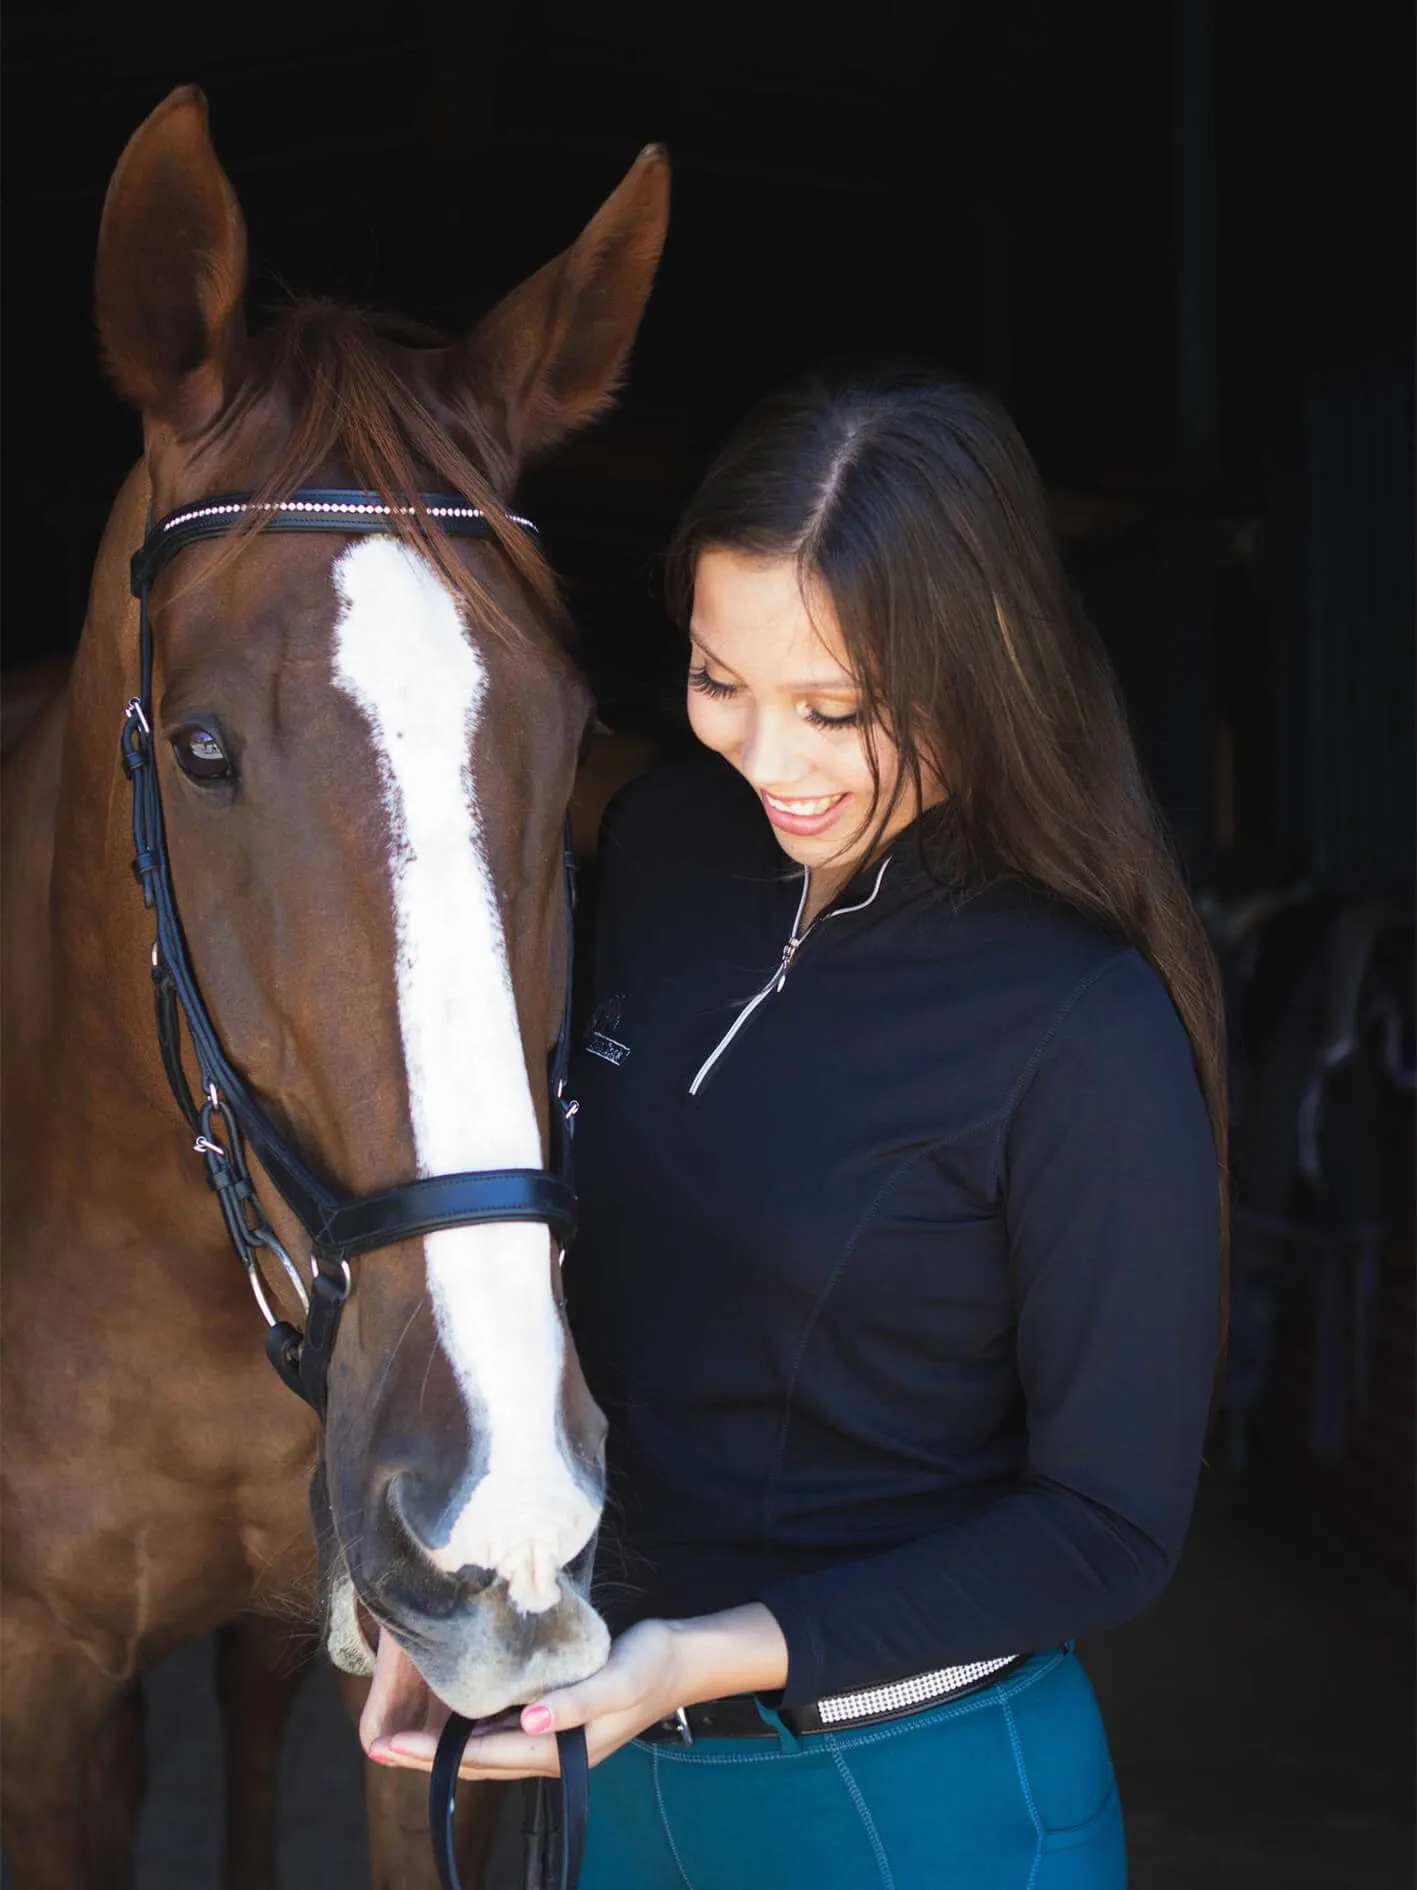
[687,971,785,1099]
[687,856,892,1096]
[825,854,893,922]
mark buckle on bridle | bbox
[311,1252,353,1297]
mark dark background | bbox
[3,2,1413,1884]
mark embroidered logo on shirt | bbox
[584,996,631,1066]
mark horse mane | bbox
[191,298,567,648]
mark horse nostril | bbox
[454,1563,497,1602]
[383,1479,513,1602]
[384,1470,450,1562]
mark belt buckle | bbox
[672,1706,694,1747]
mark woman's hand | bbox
[366,1602,788,1779]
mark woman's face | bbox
[687,548,934,883]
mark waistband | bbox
[641,1653,1032,1744]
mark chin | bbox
[412,1589,612,1719]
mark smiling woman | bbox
[421,371,1229,1890]
[684,549,933,920]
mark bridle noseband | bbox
[123,487,587,1890]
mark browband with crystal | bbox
[131,487,537,596]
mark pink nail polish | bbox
[522,1704,554,1734]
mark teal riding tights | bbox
[580,1648,1125,1890]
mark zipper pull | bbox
[776,868,811,989]
[776,934,803,991]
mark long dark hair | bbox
[667,369,1229,1311]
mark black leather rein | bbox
[122,487,588,1890]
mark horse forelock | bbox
[161,298,568,659]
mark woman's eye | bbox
[688,664,739,701]
[171,724,233,782]
[801,704,863,731]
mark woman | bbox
[376,372,1224,1888]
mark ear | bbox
[453,144,670,467]
[94,86,247,438]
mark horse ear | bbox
[454,144,670,468]
[95,86,247,437]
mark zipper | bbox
[688,855,892,1096]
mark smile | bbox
[763,792,845,816]
[759,789,849,837]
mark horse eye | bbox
[171,724,233,782]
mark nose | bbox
[377,1444,603,1620]
[356,1474,492,1624]
[362,1473,569,1631]
[385,1472,496,1596]
[737,703,808,790]
[355,1474,612,1722]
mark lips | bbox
[360,1620,452,1754]
[760,789,848,837]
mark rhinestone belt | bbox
[642,1653,1031,1744]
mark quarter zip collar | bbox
[828,800,963,908]
[688,852,893,1097]
[805,852,894,929]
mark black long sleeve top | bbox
[564,756,1220,1709]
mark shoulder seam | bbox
[985,950,1136,1191]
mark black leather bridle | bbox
[123,488,589,1890]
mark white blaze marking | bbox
[331,538,596,1614]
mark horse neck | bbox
[48,461,178,1147]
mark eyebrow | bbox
[690,633,858,694]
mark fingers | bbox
[368,1725,562,1779]
[363,1619,677,1779]
[518,1659,640,1736]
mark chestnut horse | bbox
[0,88,667,1889]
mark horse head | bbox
[93,88,667,1722]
